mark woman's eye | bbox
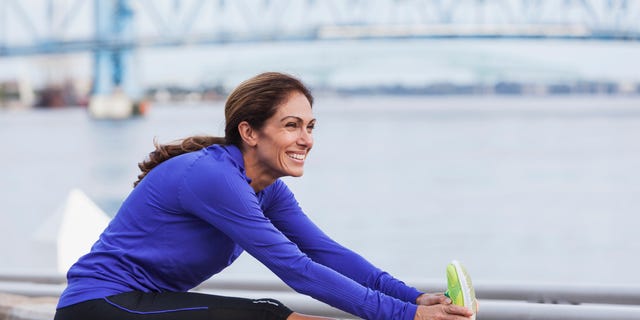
[285,122,298,128]
[307,124,315,132]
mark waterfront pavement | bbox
[0,293,56,320]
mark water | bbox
[1,95,639,286]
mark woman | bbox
[54,72,474,320]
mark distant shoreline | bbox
[144,80,640,104]
[2,79,639,109]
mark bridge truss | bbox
[2,0,639,56]
[1,0,639,98]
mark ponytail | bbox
[134,135,226,187]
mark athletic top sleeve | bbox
[178,146,419,320]
[262,180,423,304]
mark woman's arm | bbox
[263,180,424,304]
[178,161,417,320]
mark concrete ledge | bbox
[0,293,57,320]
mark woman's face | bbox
[254,91,315,179]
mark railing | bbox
[1,271,640,319]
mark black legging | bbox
[54,291,294,320]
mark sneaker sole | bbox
[448,260,477,319]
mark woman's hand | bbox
[414,304,474,320]
[416,293,451,306]
[415,293,477,319]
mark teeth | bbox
[287,153,305,160]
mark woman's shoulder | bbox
[176,145,252,205]
[181,144,238,169]
[264,178,288,193]
[261,179,295,204]
[205,144,244,168]
[180,144,249,184]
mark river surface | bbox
[1,95,639,286]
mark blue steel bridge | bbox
[1,0,640,99]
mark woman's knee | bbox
[251,298,293,319]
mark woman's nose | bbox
[298,129,313,146]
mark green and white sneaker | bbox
[444,260,477,319]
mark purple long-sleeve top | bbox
[57,144,422,320]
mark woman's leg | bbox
[54,291,321,320]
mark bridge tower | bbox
[89,0,145,118]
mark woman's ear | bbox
[238,121,258,147]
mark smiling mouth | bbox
[286,152,306,161]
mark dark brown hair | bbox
[134,72,313,187]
